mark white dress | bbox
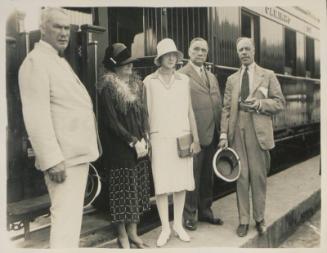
[144,70,195,195]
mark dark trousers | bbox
[183,133,218,221]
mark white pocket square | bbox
[258,87,268,98]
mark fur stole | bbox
[98,71,144,115]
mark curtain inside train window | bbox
[305,36,315,78]
[284,28,296,75]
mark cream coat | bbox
[18,41,100,171]
[220,64,285,150]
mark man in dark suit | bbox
[218,37,285,237]
[179,37,223,231]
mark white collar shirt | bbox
[189,60,205,77]
[39,40,59,56]
[39,40,82,84]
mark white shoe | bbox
[156,229,171,247]
[173,225,190,242]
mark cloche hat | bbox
[103,43,137,69]
[212,147,241,182]
[154,38,183,66]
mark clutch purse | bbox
[177,134,193,158]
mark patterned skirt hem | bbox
[108,159,151,223]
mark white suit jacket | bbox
[19,41,100,171]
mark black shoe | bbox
[198,216,224,225]
[184,219,197,231]
[255,219,266,235]
[236,224,249,237]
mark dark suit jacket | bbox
[220,63,285,150]
[179,62,222,146]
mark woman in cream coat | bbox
[144,38,201,247]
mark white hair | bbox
[236,37,255,49]
[40,7,69,28]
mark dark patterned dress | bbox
[97,72,151,224]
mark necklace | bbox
[158,68,174,89]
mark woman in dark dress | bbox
[97,43,151,249]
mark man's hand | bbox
[218,138,228,149]
[190,142,201,155]
[46,162,66,183]
[243,98,260,111]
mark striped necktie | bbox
[200,68,209,88]
[241,66,249,101]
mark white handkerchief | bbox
[258,86,268,98]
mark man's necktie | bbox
[200,68,209,89]
[241,66,249,101]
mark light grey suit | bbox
[220,63,285,224]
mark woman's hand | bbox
[190,142,201,155]
[135,139,148,159]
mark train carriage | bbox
[6,6,320,239]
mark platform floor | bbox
[101,155,321,249]
[9,156,321,249]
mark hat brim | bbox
[117,56,138,66]
[84,163,102,208]
[154,50,184,66]
[212,148,241,182]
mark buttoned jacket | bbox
[19,41,101,171]
[220,64,285,150]
[179,62,222,146]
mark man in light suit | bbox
[18,8,100,248]
[179,37,223,231]
[218,37,285,237]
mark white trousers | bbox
[44,163,89,248]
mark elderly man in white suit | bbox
[18,8,100,248]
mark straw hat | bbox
[154,38,183,66]
[103,43,137,69]
[212,147,241,182]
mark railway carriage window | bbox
[166,8,208,57]
[241,11,260,63]
[305,37,315,77]
[108,8,145,57]
[284,29,296,75]
[314,40,320,78]
[260,18,284,73]
[296,32,305,76]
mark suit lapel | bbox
[185,63,209,91]
[232,69,241,102]
[53,56,84,86]
[251,64,264,95]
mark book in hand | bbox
[177,133,193,158]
